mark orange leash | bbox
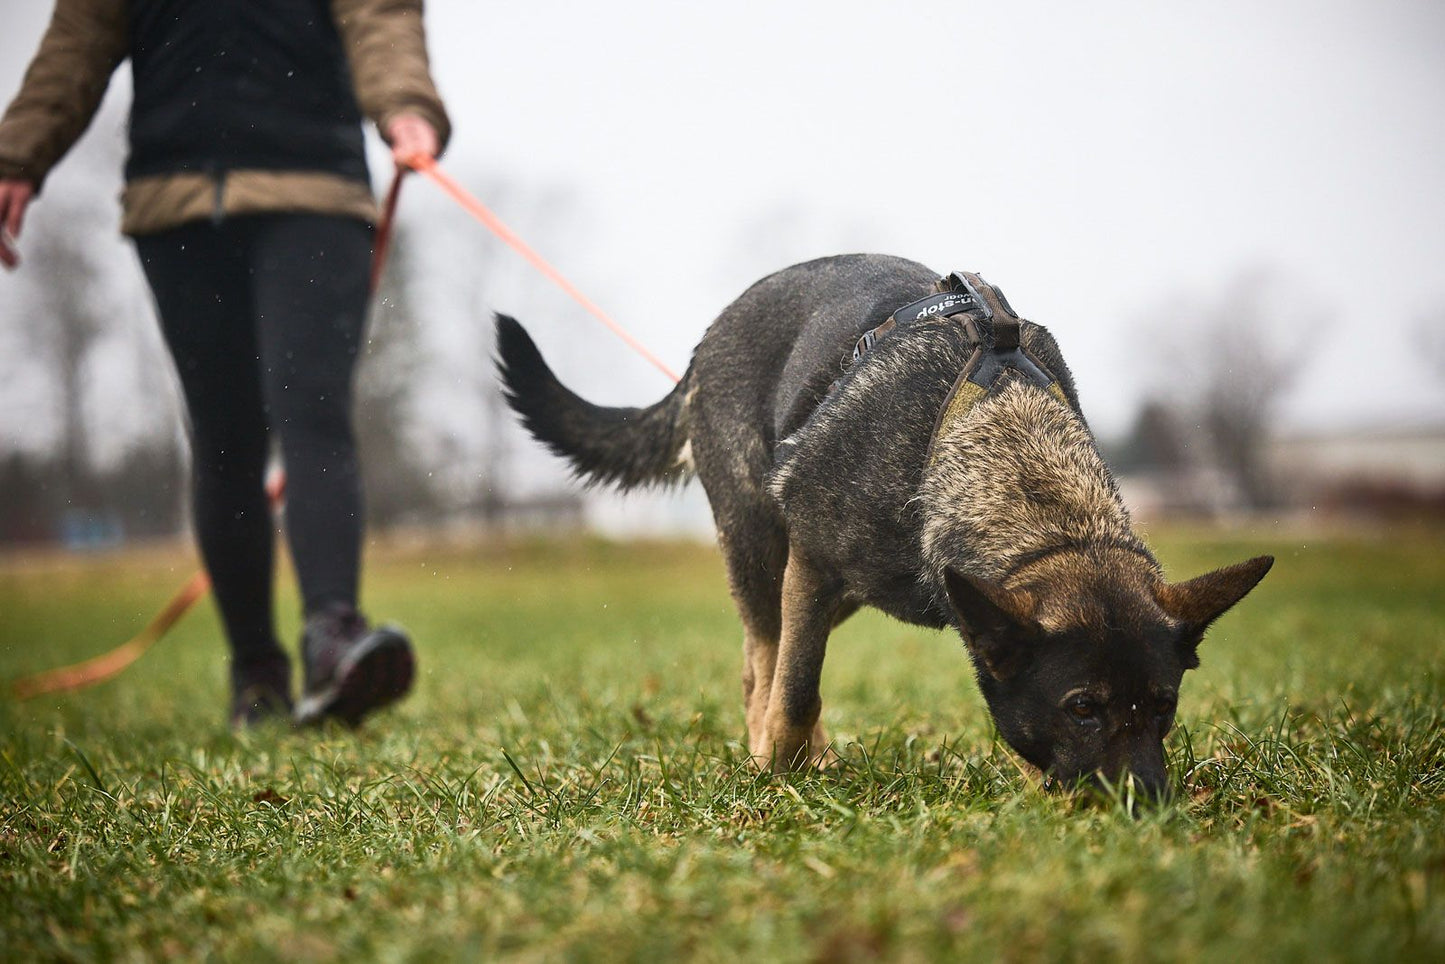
[10,157,678,700]
[409,155,681,384]
[369,165,406,295]
[9,472,288,699]
[10,570,213,700]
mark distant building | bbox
[1116,423,1445,519]
[1267,424,1445,517]
[1268,426,1445,492]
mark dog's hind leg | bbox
[715,520,788,763]
[743,624,779,761]
[760,547,844,772]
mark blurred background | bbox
[1,0,1442,550]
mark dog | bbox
[496,254,1272,798]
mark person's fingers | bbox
[0,229,18,269]
[0,182,30,270]
[1,181,33,238]
[393,134,434,167]
[386,114,439,169]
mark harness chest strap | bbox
[927,272,1068,465]
[837,271,1068,464]
[847,271,1069,466]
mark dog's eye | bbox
[1066,698,1102,726]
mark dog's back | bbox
[496,253,939,496]
[693,254,938,448]
[495,252,1081,594]
[497,252,1084,625]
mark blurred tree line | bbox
[0,124,184,546]
[1101,270,1445,520]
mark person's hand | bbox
[385,113,439,170]
[0,179,33,270]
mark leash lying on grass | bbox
[8,158,677,700]
[10,473,285,699]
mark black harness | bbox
[843,271,1068,463]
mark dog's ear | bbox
[1155,555,1274,667]
[944,568,1038,680]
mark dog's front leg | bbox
[759,550,842,772]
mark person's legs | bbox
[249,214,370,613]
[135,222,289,723]
[248,213,414,726]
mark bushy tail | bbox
[494,314,691,490]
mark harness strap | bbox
[840,270,1070,467]
[851,275,987,363]
[926,272,1069,464]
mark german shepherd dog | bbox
[496,254,1272,798]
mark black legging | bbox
[136,214,373,664]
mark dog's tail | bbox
[495,314,691,490]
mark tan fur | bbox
[741,624,778,758]
[1014,547,1165,634]
[754,549,840,771]
[919,380,1157,586]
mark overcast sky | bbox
[3,0,1444,443]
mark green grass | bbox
[1,526,1443,961]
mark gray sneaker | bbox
[229,648,293,729]
[293,604,414,728]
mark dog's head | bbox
[944,553,1273,800]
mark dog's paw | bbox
[807,721,841,770]
[808,742,841,771]
[751,727,814,774]
[751,741,839,775]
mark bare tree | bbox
[355,224,439,528]
[398,173,594,520]
[0,105,185,544]
[1111,398,1193,475]
[1138,267,1327,510]
[24,222,107,510]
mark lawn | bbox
[1,525,1442,961]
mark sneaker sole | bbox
[294,627,415,728]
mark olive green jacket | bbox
[0,0,451,235]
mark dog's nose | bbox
[1084,764,1172,813]
[1121,749,1171,795]
[1132,771,1173,806]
